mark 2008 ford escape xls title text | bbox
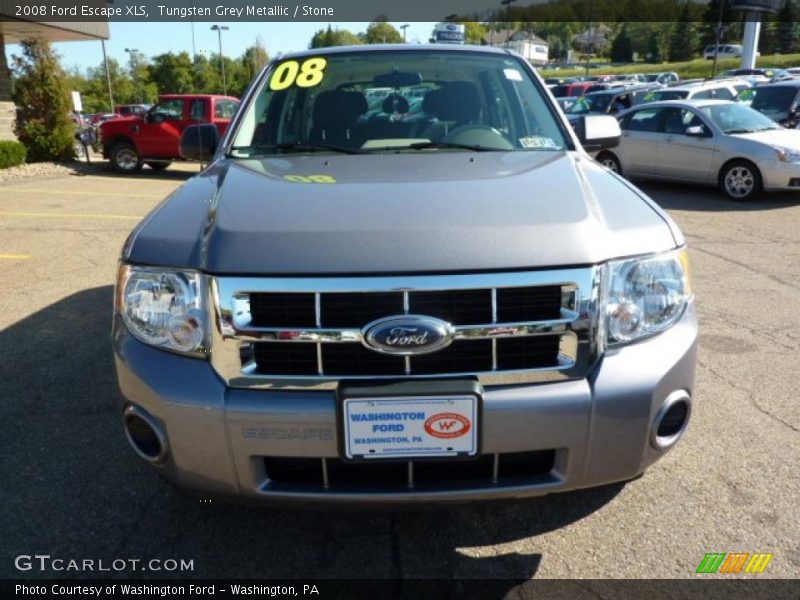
[113,45,697,506]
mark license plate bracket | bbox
[337,380,482,461]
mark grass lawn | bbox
[547,54,800,79]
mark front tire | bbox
[109,141,142,174]
[596,151,622,175]
[719,160,762,201]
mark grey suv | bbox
[113,45,697,505]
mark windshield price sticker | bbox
[269,58,328,91]
[343,396,477,459]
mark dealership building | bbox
[0,3,109,140]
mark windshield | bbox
[230,50,569,156]
[699,103,780,133]
[740,86,799,114]
[566,93,613,114]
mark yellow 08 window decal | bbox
[269,58,327,91]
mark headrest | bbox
[313,91,367,129]
[433,81,481,122]
[382,94,410,114]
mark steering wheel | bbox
[441,124,514,150]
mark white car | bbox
[703,44,743,60]
[595,99,800,201]
[642,80,751,103]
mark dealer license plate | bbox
[342,395,478,460]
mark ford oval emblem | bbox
[362,315,454,356]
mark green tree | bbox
[239,37,269,83]
[645,31,663,63]
[548,35,566,60]
[310,25,362,48]
[149,52,194,94]
[11,38,75,161]
[700,0,743,49]
[668,3,700,62]
[363,18,403,44]
[461,22,487,45]
[71,58,138,113]
[125,49,154,104]
[193,54,221,94]
[610,25,634,63]
[776,0,799,54]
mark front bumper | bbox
[758,158,800,192]
[112,305,698,506]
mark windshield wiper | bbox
[724,128,759,134]
[229,142,365,156]
[406,141,504,152]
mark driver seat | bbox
[422,81,481,140]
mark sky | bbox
[4,21,439,73]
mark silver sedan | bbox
[595,99,800,200]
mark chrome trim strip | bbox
[209,268,600,389]
[491,288,498,371]
[314,293,323,375]
[223,310,578,343]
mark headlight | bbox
[606,249,692,345]
[774,146,800,162]
[115,265,207,356]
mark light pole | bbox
[500,0,517,47]
[400,24,409,43]
[211,25,230,96]
[584,0,595,77]
[711,0,727,78]
[124,47,140,103]
[101,40,114,111]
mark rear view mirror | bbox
[574,115,621,152]
[373,71,423,88]
[180,124,220,162]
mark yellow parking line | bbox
[0,187,161,198]
[0,253,31,260]
[0,210,141,220]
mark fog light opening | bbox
[651,391,691,450]
[123,406,168,464]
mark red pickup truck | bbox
[100,94,239,173]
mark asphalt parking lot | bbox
[1,163,798,581]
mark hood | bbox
[731,127,800,146]
[101,116,139,129]
[126,151,679,274]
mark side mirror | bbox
[180,124,220,161]
[574,114,621,152]
[685,125,708,137]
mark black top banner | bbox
[0,0,784,23]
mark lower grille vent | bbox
[262,450,557,492]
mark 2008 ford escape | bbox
[113,45,697,505]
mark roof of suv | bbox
[754,78,800,88]
[276,43,513,62]
[665,79,743,92]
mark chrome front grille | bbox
[209,268,602,390]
